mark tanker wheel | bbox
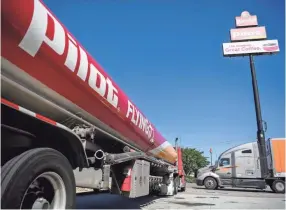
[204,177,217,190]
[271,180,285,194]
[1,148,76,209]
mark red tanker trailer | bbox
[1,0,185,209]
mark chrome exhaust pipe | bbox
[94,149,105,160]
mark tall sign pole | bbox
[249,54,267,178]
[222,11,280,178]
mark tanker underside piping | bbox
[1,58,143,153]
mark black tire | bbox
[173,177,178,195]
[204,177,217,190]
[178,177,186,192]
[271,180,285,194]
[269,184,275,192]
[1,148,76,209]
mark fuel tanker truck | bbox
[1,0,186,209]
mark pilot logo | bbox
[18,0,119,109]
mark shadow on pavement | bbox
[76,192,160,209]
[192,186,274,193]
[170,201,215,207]
[133,195,161,208]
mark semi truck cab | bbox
[196,138,285,193]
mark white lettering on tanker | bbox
[106,78,119,108]
[126,101,154,141]
[19,0,65,57]
[77,46,89,81]
[89,64,106,97]
[18,0,119,109]
[65,33,78,72]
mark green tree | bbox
[182,148,209,177]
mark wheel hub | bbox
[20,172,66,209]
[32,197,50,209]
[206,180,214,187]
[276,182,285,191]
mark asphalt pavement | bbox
[76,183,286,209]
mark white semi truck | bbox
[1,0,186,209]
[196,138,285,193]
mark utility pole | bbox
[209,148,213,166]
[249,54,268,178]
[175,137,179,168]
[175,137,179,151]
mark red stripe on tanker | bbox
[1,0,177,164]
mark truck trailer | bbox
[196,138,285,193]
[1,0,186,209]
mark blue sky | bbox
[44,0,285,161]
